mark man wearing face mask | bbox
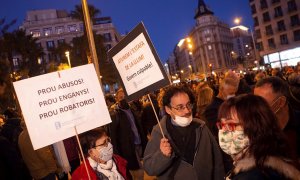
[254,76,300,159]
[143,85,224,180]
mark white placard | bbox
[13,64,111,150]
[112,33,165,96]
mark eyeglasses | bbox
[216,122,241,131]
[170,103,193,112]
[93,137,111,150]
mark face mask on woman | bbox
[97,142,113,162]
[218,129,249,156]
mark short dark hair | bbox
[80,128,107,155]
[162,85,195,107]
[218,94,292,169]
[255,76,289,97]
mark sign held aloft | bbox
[13,64,111,150]
[108,22,170,101]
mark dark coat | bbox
[229,156,300,180]
[143,117,225,180]
[109,107,147,170]
[0,136,24,180]
[203,96,224,138]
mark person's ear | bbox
[278,96,287,107]
[165,106,172,115]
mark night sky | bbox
[0,0,253,62]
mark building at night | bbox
[189,0,235,75]
[20,9,121,65]
[249,0,300,68]
[230,25,257,70]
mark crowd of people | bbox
[0,63,300,180]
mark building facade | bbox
[250,0,300,68]
[173,38,196,81]
[230,25,257,70]
[190,0,235,76]
[20,9,121,65]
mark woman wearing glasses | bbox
[217,94,300,179]
[72,128,130,180]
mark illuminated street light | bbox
[234,17,241,25]
[65,51,71,67]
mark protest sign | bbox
[108,22,169,101]
[13,64,111,150]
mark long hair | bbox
[218,94,292,169]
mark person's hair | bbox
[197,87,213,107]
[105,94,116,104]
[255,76,289,97]
[80,128,107,155]
[218,94,293,169]
[219,77,239,90]
[0,78,5,86]
[162,85,195,107]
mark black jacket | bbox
[109,106,147,170]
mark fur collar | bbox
[233,156,300,180]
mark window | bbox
[277,20,286,31]
[255,29,262,39]
[263,12,271,22]
[251,4,257,14]
[291,15,300,27]
[79,24,84,31]
[294,29,300,41]
[274,6,283,18]
[46,41,55,49]
[272,0,280,4]
[257,42,264,51]
[288,0,297,12]
[254,17,259,26]
[260,0,268,9]
[57,39,65,44]
[268,38,276,49]
[43,28,52,36]
[31,29,41,37]
[55,26,64,34]
[68,24,77,32]
[265,25,273,35]
[102,33,112,42]
[280,34,288,45]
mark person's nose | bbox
[183,105,192,114]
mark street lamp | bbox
[65,51,71,67]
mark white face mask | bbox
[172,114,193,127]
[226,94,235,100]
[97,142,113,162]
[218,130,249,156]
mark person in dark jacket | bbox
[109,88,147,180]
[218,94,300,179]
[254,76,300,159]
[143,85,225,180]
[140,93,160,137]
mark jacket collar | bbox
[233,155,300,180]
